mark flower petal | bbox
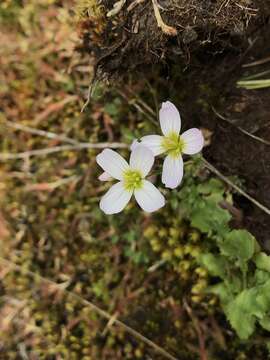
[98,172,112,181]
[130,139,140,151]
[141,135,165,156]
[162,155,183,189]
[181,128,204,155]
[159,101,181,136]
[96,149,129,180]
[129,145,154,177]
[134,180,165,213]
[100,182,133,214]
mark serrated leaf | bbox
[221,230,255,261]
[254,252,270,272]
[225,289,258,339]
[226,305,256,340]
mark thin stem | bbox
[202,157,270,216]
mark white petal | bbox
[162,155,183,189]
[159,101,181,136]
[130,139,140,151]
[181,128,204,155]
[134,180,165,213]
[129,145,154,177]
[141,135,165,156]
[100,182,132,214]
[96,149,129,180]
[98,172,112,181]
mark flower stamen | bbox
[162,132,185,158]
[123,169,143,191]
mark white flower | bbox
[139,101,204,189]
[96,145,165,214]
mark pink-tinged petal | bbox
[181,128,204,155]
[96,149,129,180]
[162,155,183,189]
[98,172,112,181]
[129,145,154,177]
[159,101,181,136]
[100,182,133,214]
[141,135,165,156]
[134,180,165,213]
[130,139,140,151]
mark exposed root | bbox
[151,0,177,36]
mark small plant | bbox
[177,163,270,339]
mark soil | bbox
[78,0,269,78]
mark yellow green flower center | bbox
[162,132,185,158]
[123,169,143,191]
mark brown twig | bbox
[4,120,79,145]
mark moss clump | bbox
[76,0,107,49]
[145,211,218,307]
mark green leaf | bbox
[256,279,270,312]
[225,289,258,339]
[197,178,224,196]
[254,252,270,272]
[225,280,270,338]
[226,307,256,340]
[221,230,256,261]
[191,200,231,234]
[254,269,270,285]
[207,283,233,303]
[199,253,226,278]
[259,317,270,331]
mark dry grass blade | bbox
[243,55,270,68]
[0,143,128,160]
[0,256,179,360]
[212,106,270,146]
